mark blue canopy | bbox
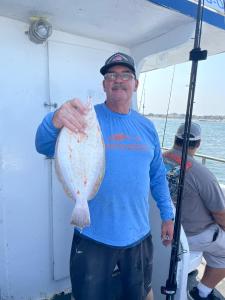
[149,0,225,30]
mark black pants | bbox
[70,232,153,300]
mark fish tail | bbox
[70,201,90,228]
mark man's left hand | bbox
[161,220,174,246]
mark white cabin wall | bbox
[0,182,7,298]
[0,16,131,299]
[0,16,55,299]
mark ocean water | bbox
[149,117,225,184]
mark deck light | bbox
[26,18,52,44]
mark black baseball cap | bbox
[100,52,136,75]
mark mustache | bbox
[112,83,126,90]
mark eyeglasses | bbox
[104,72,135,81]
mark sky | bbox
[137,52,225,116]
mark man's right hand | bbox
[212,209,225,231]
[53,98,88,133]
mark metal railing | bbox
[162,147,225,166]
[194,153,225,165]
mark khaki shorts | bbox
[187,224,225,268]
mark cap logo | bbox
[100,52,135,75]
[109,54,128,63]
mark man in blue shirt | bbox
[35,52,174,300]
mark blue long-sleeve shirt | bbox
[35,103,174,247]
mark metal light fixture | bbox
[26,18,52,44]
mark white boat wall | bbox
[0,1,225,299]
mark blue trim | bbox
[148,0,225,30]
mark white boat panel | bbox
[150,196,190,300]
[140,21,225,71]
[189,251,203,273]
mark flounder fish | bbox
[55,102,105,228]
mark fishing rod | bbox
[161,0,207,299]
[162,65,176,148]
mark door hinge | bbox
[44,102,58,109]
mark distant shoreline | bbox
[144,113,225,122]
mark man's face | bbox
[103,65,138,107]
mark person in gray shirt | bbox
[163,122,225,300]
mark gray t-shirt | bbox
[163,149,225,236]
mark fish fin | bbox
[70,201,90,228]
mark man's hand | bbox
[53,98,88,133]
[212,209,225,231]
[161,220,174,246]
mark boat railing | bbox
[162,147,225,166]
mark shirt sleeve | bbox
[197,168,225,212]
[35,112,60,158]
[150,134,174,221]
